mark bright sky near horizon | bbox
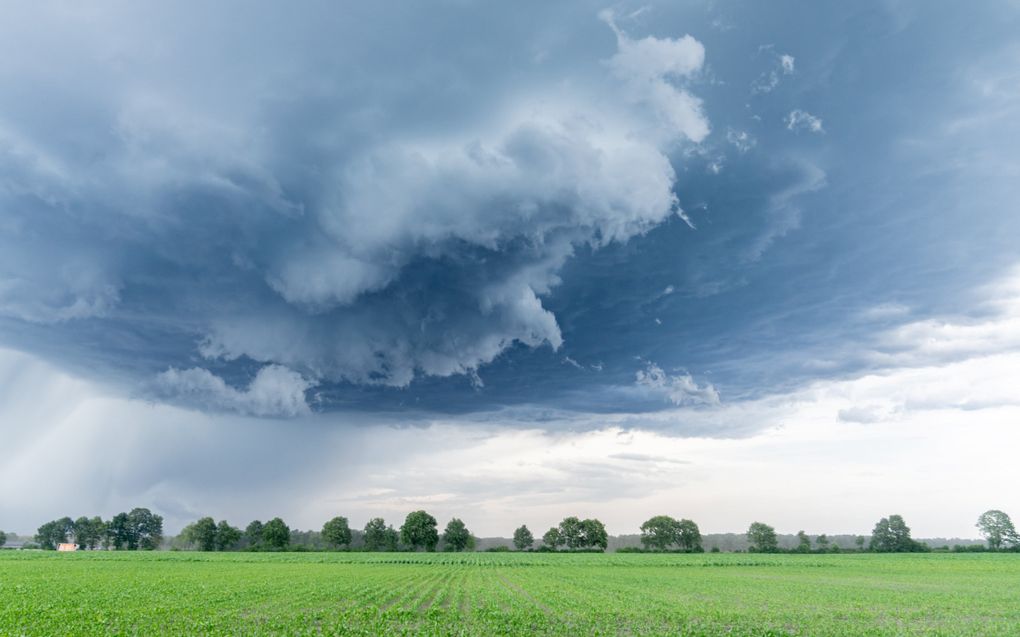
[1,1,1019,538]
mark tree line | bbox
[10,508,1019,553]
[33,508,163,550]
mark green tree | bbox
[677,519,702,552]
[870,514,914,552]
[580,518,608,551]
[747,522,778,553]
[513,525,534,551]
[73,516,105,550]
[815,534,830,551]
[363,518,389,551]
[215,520,242,551]
[384,525,400,551]
[107,513,134,550]
[442,518,472,552]
[855,535,866,550]
[244,520,264,548]
[36,518,74,550]
[262,518,291,550]
[976,510,1019,550]
[0,530,6,548]
[640,515,679,551]
[322,516,353,549]
[542,527,563,549]
[182,517,218,551]
[127,508,163,550]
[559,517,584,550]
[401,511,439,552]
[796,530,811,553]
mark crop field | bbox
[1,552,1019,636]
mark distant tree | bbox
[384,525,400,551]
[262,518,291,550]
[976,510,1019,550]
[513,525,534,551]
[244,520,264,548]
[128,508,163,550]
[640,516,679,551]
[442,518,472,552]
[542,527,563,549]
[580,518,609,551]
[676,519,703,552]
[322,516,353,549]
[215,521,242,551]
[559,517,584,550]
[747,522,778,553]
[107,513,134,550]
[363,518,389,551]
[870,515,915,552]
[796,530,811,553]
[855,535,866,550]
[0,530,6,548]
[815,534,830,551]
[182,517,218,551]
[36,518,74,550]
[401,511,439,552]
[73,516,105,550]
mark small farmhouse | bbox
[56,543,79,552]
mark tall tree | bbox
[559,517,584,550]
[107,513,134,550]
[796,530,811,553]
[244,520,264,549]
[262,518,291,550]
[870,515,916,552]
[322,516,353,549]
[580,518,608,551]
[676,519,702,552]
[182,517,218,551]
[128,508,164,550]
[976,510,1019,550]
[215,521,242,551]
[400,511,439,552]
[542,527,563,549]
[747,522,778,553]
[442,518,472,552]
[513,525,534,551]
[640,515,679,551]
[363,518,389,551]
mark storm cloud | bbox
[0,2,713,413]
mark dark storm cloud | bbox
[0,2,717,414]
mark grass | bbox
[1,551,1019,635]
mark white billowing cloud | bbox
[780,54,795,74]
[635,362,720,406]
[154,365,312,417]
[600,9,710,143]
[786,109,825,133]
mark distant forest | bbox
[3,510,1013,554]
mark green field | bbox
[1,551,1018,636]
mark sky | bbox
[1,0,1019,539]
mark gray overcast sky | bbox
[2,0,1019,537]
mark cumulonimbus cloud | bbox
[0,6,711,409]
